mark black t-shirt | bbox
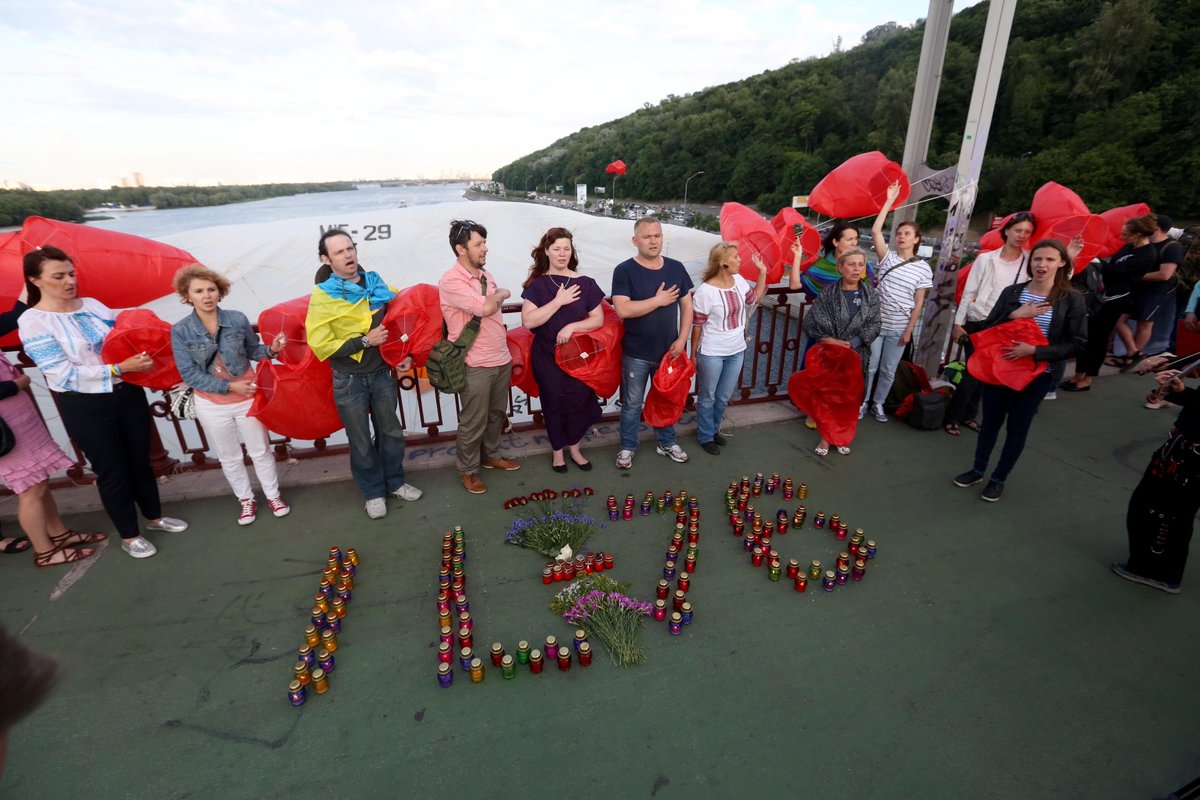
[1102,242,1157,298]
[611,257,694,361]
[1142,240,1185,296]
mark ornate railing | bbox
[2,288,806,492]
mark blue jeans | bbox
[331,368,407,500]
[973,370,1054,483]
[867,331,906,406]
[695,350,744,443]
[619,355,676,451]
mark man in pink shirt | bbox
[439,220,521,494]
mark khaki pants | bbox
[456,362,512,474]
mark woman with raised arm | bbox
[863,181,932,422]
[520,227,605,472]
[19,247,189,560]
[171,265,291,526]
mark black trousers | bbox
[1125,427,1200,586]
[57,383,162,539]
[946,338,981,424]
[1078,298,1132,377]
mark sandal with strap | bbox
[2,536,32,554]
[944,423,961,436]
[963,420,982,433]
[49,529,108,548]
[1119,352,1146,372]
[35,542,97,569]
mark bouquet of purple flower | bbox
[505,496,599,560]
[550,574,651,666]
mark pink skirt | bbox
[0,358,74,494]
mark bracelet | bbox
[111,364,123,377]
[267,347,278,358]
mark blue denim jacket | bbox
[170,308,270,394]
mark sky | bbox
[1,0,976,190]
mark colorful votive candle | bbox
[823,570,836,592]
[669,612,683,635]
[517,640,530,664]
[653,599,667,621]
[469,657,485,683]
[680,601,693,625]
[437,662,454,688]
[529,649,544,673]
[557,646,572,671]
[577,642,593,666]
[501,654,516,679]
[288,679,307,706]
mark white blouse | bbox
[19,298,119,394]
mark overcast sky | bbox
[1,0,977,190]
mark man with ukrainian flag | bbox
[306,230,423,519]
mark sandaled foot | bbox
[49,529,108,548]
[34,543,97,568]
[963,420,981,433]
[836,446,851,456]
[814,445,829,457]
[944,423,961,436]
[1,536,32,554]
[1119,352,1146,372]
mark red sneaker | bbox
[237,498,257,526]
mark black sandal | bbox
[963,420,982,433]
[944,423,961,436]
[1,536,32,554]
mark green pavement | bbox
[3,373,1197,799]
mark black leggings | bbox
[1078,299,1132,377]
[57,383,162,539]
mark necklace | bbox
[549,272,572,290]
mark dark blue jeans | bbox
[331,368,407,500]
[973,370,1055,483]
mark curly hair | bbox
[173,264,231,303]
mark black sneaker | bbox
[980,480,1004,502]
[700,441,720,455]
[713,432,728,445]
[953,470,984,488]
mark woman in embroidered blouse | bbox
[170,265,290,526]
[19,247,188,560]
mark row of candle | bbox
[651,489,700,636]
[502,487,594,509]
[435,526,476,686]
[541,551,614,583]
[439,631,594,686]
[288,546,360,706]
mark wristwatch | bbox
[360,335,372,348]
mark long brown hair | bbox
[523,227,579,289]
[23,246,73,307]
[1027,239,1075,304]
[701,242,738,283]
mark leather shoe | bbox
[552,462,568,473]
[460,473,487,494]
[1060,382,1090,392]
[482,457,521,471]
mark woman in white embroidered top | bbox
[18,247,189,560]
[690,242,802,454]
[864,181,932,423]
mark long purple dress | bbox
[521,274,605,450]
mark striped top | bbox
[876,251,932,332]
[1018,289,1053,337]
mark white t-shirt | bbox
[692,275,756,357]
[955,249,1028,325]
[876,251,933,332]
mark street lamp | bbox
[683,170,705,209]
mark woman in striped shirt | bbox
[952,240,1086,502]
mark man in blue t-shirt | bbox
[611,217,694,469]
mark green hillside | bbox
[493,0,1198,222]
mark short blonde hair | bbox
[173,264,231,302]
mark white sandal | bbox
[814,445,829,457]
[836,446,851,456]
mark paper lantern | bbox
[771,208,821,272]
[555,301,623,398]
[967,318,1049,391]
[1098,203,1151,258]
[719,203,782,283]
[807,152,910,218]
[605,160,627,175]
[506,326,539,398]
[248,359,343,441]
[380,283,442,368]
[1029,182,1088,225]
[0,232,23,347]
[1036,213,1110,274]
[99,309,181,391]
[786,343,864,447]
[643,352,695,427]
[258,295,316,369]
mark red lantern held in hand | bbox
[248,359,343,441]
[1030,182,1088,226]
[771,208,821,271]
[786,343,864,447]
[258,296,316,369]
[719,203,782,283]
[380,283,441,368]
[100,309,182,391]
[556,301,623,399]
[507,326,539,398]
[643,352,695,428]
[1037,213,1110,274]
[967,318,1049,391]
[807,152,910,219]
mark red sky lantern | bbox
[719,203,783,283]
[808,152,910,219]
[99,309,181,390]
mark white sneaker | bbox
[871,403,888,423]
[121,536,157,559]
[1043,391,1057,401]
[655,443,689,463]
[858,402,867,420]
[146,517,188,533]
[392,483,423,501]
[616,449,634,469]
[365,498,387,519]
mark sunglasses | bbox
[451,219,481,242]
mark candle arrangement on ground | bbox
[288,545,358,706]
[725,472,878,594]
[645,489,700,636]
[503,487,593,510]
[549,573,653,666]
[540,550,615,583]
[504,491,600,561]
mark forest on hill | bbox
[493,0,1198,225]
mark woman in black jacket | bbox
[953,240,1087,501]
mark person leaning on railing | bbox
[18,246,189,560]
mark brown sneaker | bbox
[481,458,521,471]
[460,473,487,494]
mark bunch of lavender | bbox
[504,496,599,559]
[561,587,653,667]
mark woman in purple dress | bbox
[521,227,605,472]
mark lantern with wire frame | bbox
[555,301,623,399]
[248,358,343,441]
[258,296,316,369]
[99,309,182,390]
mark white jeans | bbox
[194,394,280,501]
